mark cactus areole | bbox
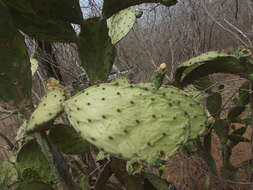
[64,79,208,165]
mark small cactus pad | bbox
[0,1,32,106]
[78,17,116,83]
[26,87,65,134]
[64,79,208,164]
[175,51,253,87]
[102,0,177,18]
[49,124,90,155]
[16,140,56,183]
[107,8,136,45]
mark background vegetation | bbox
[1,0,253,189]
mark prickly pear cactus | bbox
[16,140,56,184]
[26,80,65,134]
[175,51,253,87]
[64,78,208,165]
[107,8,136,45]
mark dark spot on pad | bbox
[117,92,121,95]
[102,115,106,119]
[123,129,128,134]
[147,142,151,146]
[49,113,52,116]
[87,103,91,106]
[102,97,105,101]
[151,98,155,101]
[117,109,121,112]
[152,114,156,118]
[130,101,134,104]
[173,117,176,120]
[86,92,89,95]
[162,133,167,136]
[88,119,92,122]
[43,103,46,106]
[115,82,119,86]
[91,137,96,141]
[135,120,140,124]
[77,107,80,111]
[108,136,113,140]
[102,88,105,90]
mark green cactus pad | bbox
[0,1,32,106]
[3,0,81,42]
[64,79,208,164]
[26,87,65,134]
[107,8,136,45]
[49,124,90,155]
[16,140,56,183]
[78,17,116,83]
[175,51,253,87]
[102,0,177,18]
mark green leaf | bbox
[0,1,32,106]
[175,51,253,87]
[16,140,56,183]
[227,106,246,122]
[107,8,136,45]
[77,17,116,83]
[102,0,177,18]
[206,92,222,117]
[49,124,90,155]
[213,120,229,144]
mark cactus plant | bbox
[102,0,177,18]
[175,50,253,87]
[0,1,32,106]
[2,0,82,42]
[16,139,56,184]
[78,17,116,83]
[107,8,136,45]
[64,78,208,165]
[26,85,65,134]
[49,124,90,155]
